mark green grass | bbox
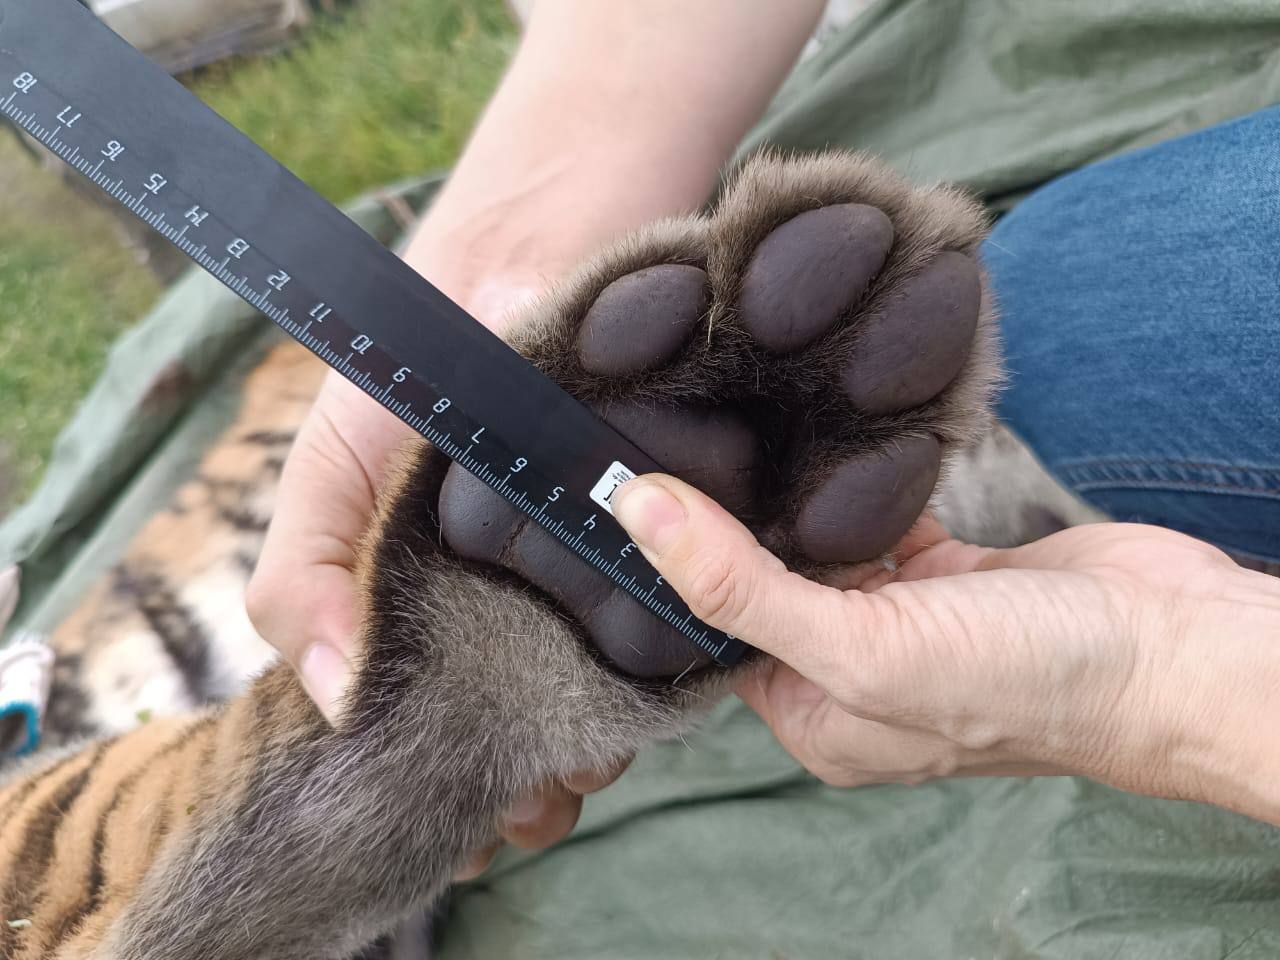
[192,0,515,201]
[0,0,516,511]
[0,141,164,511]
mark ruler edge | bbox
[0,0,749,669]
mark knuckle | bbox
[824,595,912,713]
[244,577,270,629]
[244,570,291,647]
[805,728,867,789]
[685,549,752,630]
[814,766,866,789]
[829,659,888,715]
[244,574,276,628]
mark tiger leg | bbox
[1,151,997,960]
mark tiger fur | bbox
[0,151,1002,959]
[35,342,327,749]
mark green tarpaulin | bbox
[4,0,1280,955]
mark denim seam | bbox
[1055,459,1280,501]
[1055,455,1280,474]
[1149,521,1280,554]
[1067,479,1280,500]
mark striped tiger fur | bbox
[37,342,326,749]
[0,152,1003,959]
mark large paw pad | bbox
[437,153,996,679]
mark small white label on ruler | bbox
[589,461,637,515]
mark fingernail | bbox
[300,642,352,724]
[507,792,546,825]
[612,480,687,556]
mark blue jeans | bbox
[983,105,1280,563]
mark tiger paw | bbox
[434,152,997,679]
[18,154,997,960]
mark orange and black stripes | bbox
[110,566,214,704]
[0,754,79,828]
[0,344,341,959]
[0,745,105,957]
[29,721,210,960]
[39,341,326,752]
[0,715,217,960]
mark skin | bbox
[246,0,1280,867]
[611,476,1280,827]
[245,0,828,868]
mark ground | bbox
[0,0,515,513]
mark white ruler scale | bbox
[0,0,747,668]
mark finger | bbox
[453,842,500,882]
[733,659,826,731]
[736,660,961,787]
[813,514,952,592]
[816,558,895,592]
[248,433,370,663]
[500,782,583,850]
[247,550,357,725]
[734,659,835,765]
[611,475,865,681]
[892,537,998,582]
[894,513,951,562]
[563,755,632,794]
[246,387,387,720]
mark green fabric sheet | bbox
[0,174,443,640]
[4,0,1280,955]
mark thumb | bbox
[610,475,860,680]
[247,558,355,725]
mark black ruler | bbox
[0,0,747,667]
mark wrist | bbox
[401,216,559,337]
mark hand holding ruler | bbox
[0,0,748,667]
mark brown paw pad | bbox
[738,204,893,353]
[436,166,990,680]
[794,435,941,563]
[576,265,708,376]
[840,251,981,415]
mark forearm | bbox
[402,0,825,330]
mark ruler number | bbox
[19,1,744,668]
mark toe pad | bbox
[795,435,941,563]
[576,265,707,376]
[841,251,981,415]
[739,204,894,354]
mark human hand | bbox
[611,474,1280,822]
[245,278,622,874]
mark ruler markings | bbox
[0,5,745,667]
